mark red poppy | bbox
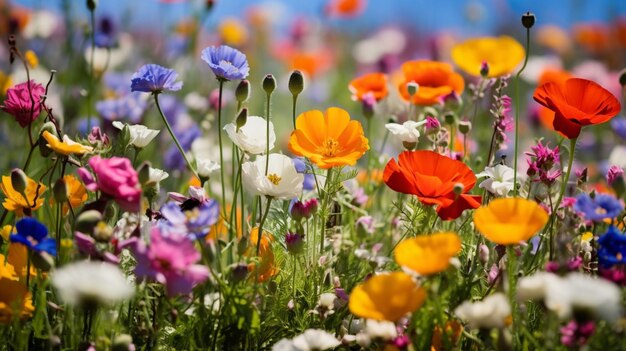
[533,78,621,139]
[325,0,366,18]
[383,150,481,220]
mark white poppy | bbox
[224,116,276,155]
[112,121,160,148]
[454,293,511,329]
[365,319,398,340]
[384,120,427,144]
[272,329,340,351]
[51,261,134,305]
[517,272,622,323]
[242,154,303,199]
[476,164,515,197]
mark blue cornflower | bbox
[574,193,624,222]
[200,45,249,81]
[611,117,626,140]
[96,93,146,123]
[10,217,56,256]
[598,226,626,267]
[292,157,315,191]
[130,64,183,93]
[159,200,219,239]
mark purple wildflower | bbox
[130,64,183,93]
[200,45,250,81]
[573,193,624,222]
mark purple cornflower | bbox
[132,227,210,296]
[597,226,626,268]
[96,93,146,123]
[610,117,626,139]
[11,217,56,256]
[94,16,117,48]
[1,80,45,128]
[201,45,250,81]
[130,64,183,93]
[574,193,624,222]
[158,200,219,240]
[607,165,624,185]
[292,157,315,191]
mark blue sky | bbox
[13,0,626,36]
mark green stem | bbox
[549,137,577,259]
[216,80,227,213]
[513,27,531,197]
[256,197,272,256]
[87,7,96,130]
[265,92,271,175]
[292,95,298,130]
[154,93,198,179]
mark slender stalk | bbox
[265,92,271,175]
[154,94,198,179]
[292,95,298,129]
[87,7,96,130]
[549,137,577,259]
[513,26,531,196]
[216,80,227,212]
[256,197,272,256]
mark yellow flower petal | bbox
[395,232,461,276]
[451,36,525,78]
[473,198,548,245]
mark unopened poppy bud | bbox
[230,263,249,283]
[362,95,375,119]
[38,122,56,157]
[288,70,305,96]
[235,79,250,104]
[407,82,419,97]
[291,198,318,221]
[619,68,626,87]
[480,61,489,78]
[236,108,248,132]
[138,161,151,185]
[53,178,68,203]
[458,120,472,134]
[453,182,464,196]
[112,334,134,351]
[443,112,456,125]
[402,141,417,150]
[237,235,249,256]
[86,0,97,11]
[479,244,490,263]
[521,12,535,29]
[10,168,27,194]
[75,210,103,235]
[262,74,276,95]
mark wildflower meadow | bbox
[2,0,626,350]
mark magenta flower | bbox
[1,80,45,128]
[607,165,624,185]
[132,227,210,296]
[78,156,141,212]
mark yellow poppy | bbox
[394,232,461,276]
[288,107,369,169]
[42,131,93,156]
[246,227,278,283]
[0,175,47,217]
[0,278,34,324]
[451,36,525,78]
[473,198,548,245]
[349,271,426,321]
[219,18,248,47]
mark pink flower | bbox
[79,156,141,212]
[607,165,624,185]
[132,227,210,296]
[1,80,45,128]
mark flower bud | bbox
[236,107,248,132]
[237,235,249,256]
[262,74,276,95]
[521,12,535,29]
[38,122,56,157]
[458,120,472,134]
[285,233,305,255]
[407,82,419,97]
[75,210,103,235]
[32,251,54,271]
[619,68,626,87]
[480,61,489,78]
[138,161,151,185]
[479,244,490,264]
[443,112,456,125]
[235,79,250,104]
[290,198,318,221]
[93,221,113,242]
[402,141,417,151]
[362,95,375,119]
[86,0,97,11]
[230,263,249,283]
[288,70,305,96]
[53,178,68,203]
[10,168,28,194]
[452,182,464,196]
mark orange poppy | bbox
[533,78,621,139]
[398,61,464,106]
[349,72,388,102]
[383,150,481,220]
[325,0,366,18]
[535,69,574,135]
[288,107,369,169]
[246,227,278,283]
[573,23,610,54]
